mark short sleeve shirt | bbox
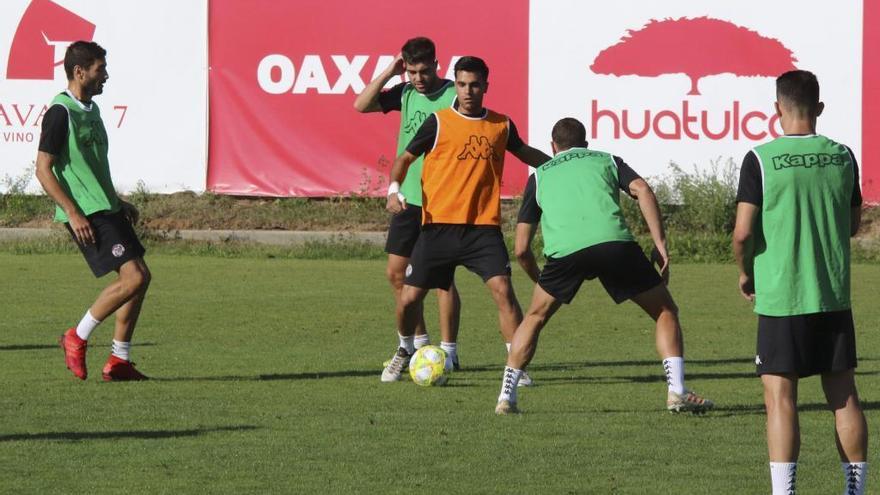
[736,146,862,207]
[517,155,641,224]
[406,112,525,157]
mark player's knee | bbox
[399,289,422,310]
[386,265,405,288]
[490,282,515,304]
[525,308,550,328]
[121,265,150,296]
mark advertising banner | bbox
[207,0,530,197]
[529,0,865,191]
[0,0,208,193]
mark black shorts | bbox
[538,241,662,304]
[405,225,510,289]
[385,205,422,257]
[756,309,857,377]
[65,210,146,278]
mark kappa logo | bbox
[403,110,428,135]
[772,153,846,171]
[6,0,96,80]
[457,135,498,161]
[111,243,125,258]
[591,16,797,96]
[755,355,762,365]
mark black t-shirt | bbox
[517,155,642,224]
[38,100,70,156]
[377,80,453,114]
[736,145,862,207]
[405,110,525,157]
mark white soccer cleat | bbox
[380,347,410,382]
[495,399,520,415]
[517,370,534,387]
[666,389,714,414]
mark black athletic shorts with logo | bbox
[385,205,422,257]
[65,210,146,278]
[405,225,510,289]
[755,309,857,377]
[538,240,662,304]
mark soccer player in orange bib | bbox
[380,56,549,382]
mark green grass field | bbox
[1,253,878,494]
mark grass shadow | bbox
[711,400,880,418]
[0,342,158,352]
[0,425,258,442]
[155,369,378,382]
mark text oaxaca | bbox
[256,54,461,95]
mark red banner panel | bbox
[863,0,879,203]
[207,0,529,197]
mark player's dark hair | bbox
[454,56,489,81]
[552,118,587,150]
[401,37,436,65]
[776,70,820,116]
[64,41,106,80]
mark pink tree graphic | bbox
[591,17,798,95]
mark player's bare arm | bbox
[629,178,669,282]
[732,202,759,302]
[514,222,540,283]
[353,53,404,113]
[511,144,551,168]
[35,150,95,245]
[386,150,417,214]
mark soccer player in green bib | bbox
[733,70,867,495]
[35,41,151,381]
[496,118,713,415]
[354,37,464,368]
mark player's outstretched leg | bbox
[821,369,868,495]
[382,285,429,382]
[496,284,562,415]
[437,282,461,370]
[485,275,533,387]
[60,258,151,380]
[762,373,800,494]
[383,254,428,368]
[102,259,151,381]
[630,283,713,413]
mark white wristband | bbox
[387,181,400,196]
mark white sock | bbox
[440,341,457,363]
[842,462,867,495]
[498,366,523,403]
[75,310,101,341]
[414,334,430,349]
[769,462,797,495]
[663,357,685,395]
[398,334,415,355]
[111,340,131,361]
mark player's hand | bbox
[386,192,406,214]
[388,53,406,77]
[121,201,140,225]
[651,244,670,285]
[738,273,755,302]
[68,211,95,245]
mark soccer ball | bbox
[409,345,450,386]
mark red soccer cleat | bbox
[59,327,88,380]
[102,355,149,381]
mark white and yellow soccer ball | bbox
[409,345,450,386]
